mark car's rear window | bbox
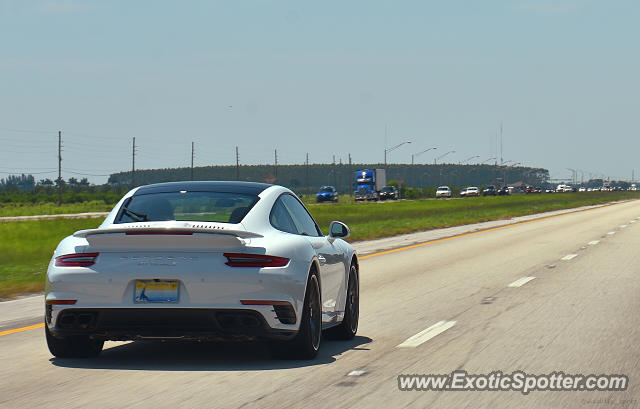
[115,191,259,224]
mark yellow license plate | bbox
[134,280,179,303]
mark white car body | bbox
[436,186,452,198]
[461,186,479,197]
[45,181,358,359]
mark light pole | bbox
[411,147,437,165]
[459,155,480,164]
[504,162,521,187]
[434,150,455,165]
[384,141,412,165]
[481,157,496,164]
[566,168,576,185]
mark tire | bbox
[327,262,359,340]
[270,272,322,360]
[45,324,103,358]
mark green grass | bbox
[1,192,638,299]
[0,218,103,298]
[308,192,640,241]
[0,201,114,217]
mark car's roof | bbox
[134,181,273,195]
[437,186,450,189]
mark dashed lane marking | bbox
[508,277,536,288]
[397,321,456,348]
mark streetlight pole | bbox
[434,150,455,165]
[504,162,520,187]
[459,155,480,164]
[384,141,412,165]
[566,168,576,185]
[411,147,437,165]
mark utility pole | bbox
[274,149,278,179]
[332,155,337,188]
[500,122,503,165]
[190,141,194,181]
[305,153,309,193]
[131,137,136,187]
[57,131,62,206]
[348,153,352,165]
[235,146,240,180]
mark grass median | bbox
[311,192,640,240]
[0,201,114,217]
[0,218,103,299]
[0,192,638,298]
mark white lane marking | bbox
[508,276,536,287]
[348,370,366,376]
[631,220,636,223]
[620,225,628,228]
[397,321,456,348]
[588,240,600,246]
[607,231,616,235]
[561,254,578,261]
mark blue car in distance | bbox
[316,186,338,202]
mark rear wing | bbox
[73,225,263,251]
[74,226,262,239]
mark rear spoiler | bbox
[74,226,263,239]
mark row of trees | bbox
[0,174,91,191]
[107,163,551,194]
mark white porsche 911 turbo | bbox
[45,181,359,359]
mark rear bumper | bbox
[46,307,297,341]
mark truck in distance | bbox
[354,169,386,201]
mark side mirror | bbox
[329,221,350,239]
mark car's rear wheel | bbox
[270,271,321,360]
[327,262,359,340]
[45,324,103,358]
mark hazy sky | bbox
[1,0,638,184]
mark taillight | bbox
[55,253,99,267]
[224,253,289,267]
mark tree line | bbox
[107,163,551,194]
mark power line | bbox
[0,170,57,175]
[0,127,56,134]
[65,170,111,177]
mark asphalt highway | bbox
[2,200,640,408]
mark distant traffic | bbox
[312,170,638,203]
